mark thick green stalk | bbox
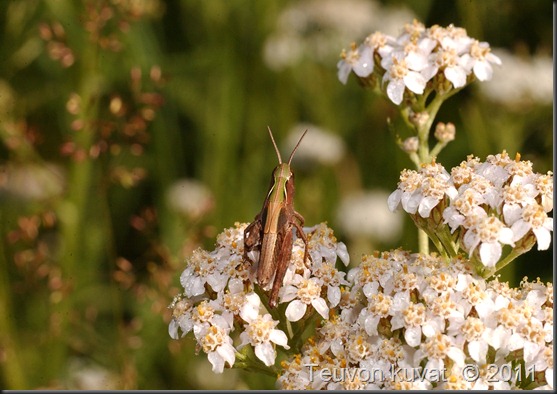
[53,36,101,377]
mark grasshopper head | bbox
[273,163,293,181]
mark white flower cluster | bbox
[278,250,553,390]
[168,222,349,373]
[388,152,553,271]
[338,20,502,104]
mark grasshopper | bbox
[244,127,310,308]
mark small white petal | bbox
[327,285,341,307]
[474,61,493,81]
[207,273,227,292]
[337,61,351,85]
[240,293,261,322]
[207,351,225,373]
[533,227,551,250]
[523,341,541,363]
[418,196,439,218]
[311,297,330,319]
[468,340,488,363]
[401,190,421,214]
[479,242,502,267]
[217,342,236,367]
[503,204,522,225]
[463,230,480,254]
[353,46,374,77]
[255,342,276,366]
[447,346,466,367]
[486,52,502,65]
[285,300,307,322]
[387,189,403,212]
[336,242,350,266]
[444,66,467,88]
[403,71,426,94]
[270,329,289,349]
[386,79,405,105]
[168,319,180,339]
[363,314,380,336]
[498,227,514,245]
[182,274,205,297]
[404,326,422,347]
[280,285,299,303]
[228,277,244,293]
[511,220,530,242]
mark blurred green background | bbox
[0,0,552,389]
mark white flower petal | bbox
[207,351,225,373]
[468,340,488,363]
[168,319,180,339]
[447,346,466,367]
[479,242,502,267]
[217,342,236,367]
[336,242,350,266]
[240,293,261,322]
[269,329,290,349]
[255,342,276,366]
[353,46,374,77]
[418,196,439,217]
[444,66,467,88]
[327,285,341,307]
[386,79,405,105]
[228,277,244,293]
[474,61,493,81]
[533,227,551,250]
[503,204,523,225]
[403,71,426,93]
[363,314,380,336]
[337,60,351,85]
[311,297,330,319]
[511,219,530,242]
[404,326,422,347]
[285,300,307,322]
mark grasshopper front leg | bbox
[243,216,262,263]
[292,210,311,268]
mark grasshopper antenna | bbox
[287,129,308,165]
[267,126,282,164]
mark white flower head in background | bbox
[166,178,214,220]
[479,49,553,107]
[336,190,403,243]
[284,123,346,166]
[263,0,415,70]
[0,163,65,201]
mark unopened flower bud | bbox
[409,111,430,128]
[402,136,419,153]
[434,122,455,143]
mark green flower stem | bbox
[418,229,430,255]
[430,141,447,158]
[54,36,101,375]
[436,230,460,258]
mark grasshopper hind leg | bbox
[268,225,294,308]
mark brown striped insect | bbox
[243,127,310,308]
